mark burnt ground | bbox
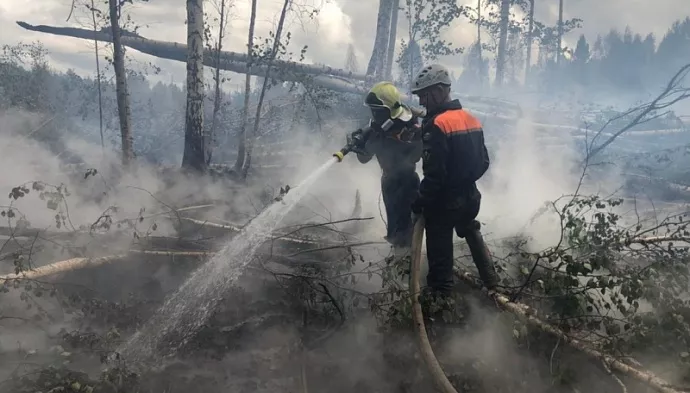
[0,244,652,393]
[0,176,667,393]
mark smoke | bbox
[0,81,660,393]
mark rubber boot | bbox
[462,221,499,289]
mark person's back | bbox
[409,64,498,312]
[419,99,489,209]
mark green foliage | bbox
[506,193,690,374]
[396,39,424,88]
[402,0,464,61]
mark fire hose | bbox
[333,122,457,392]
[410,216,459,393]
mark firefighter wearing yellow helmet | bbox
[348,81,423,251]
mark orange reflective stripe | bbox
[432,109,483,135]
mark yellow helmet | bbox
[364,81,412,121]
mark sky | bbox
[0,0,686,89]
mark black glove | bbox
[347,129,368,155]
[411,197,424,214]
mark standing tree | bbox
[108,0,134,167]
[367,0,395,78]
[571,34,590,84]
[476,0,484,88]
[459,0,486,89]
[530,15,582,87]
[181,0,206,172]
[524,0,535,82]
[205,0,233,165]
[463,0,532,87]
[234,0,257,173]
[89,0,105,151]
[458,41,488,93]
[556,0,564,65]
[397,39,423,89]
[384,0,400,80]
[398,0,464,88]
[494,0,510,87]
[345,43,360,73]
[241,0,292,179]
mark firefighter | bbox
[409,63,499,302]
[348,81,423,252]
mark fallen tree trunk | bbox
[0,255,127,281]
[454,269,684,393]
[631,235,690,244]
[0,242,361,282]
[13,21,531,121]
[16,22,370,95]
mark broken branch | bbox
[455,270,683,393]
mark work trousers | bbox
[381,170,420,248]
[424,196,481,296]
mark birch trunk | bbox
[181,0,206,172]
[557,0,564,65]
[495,0,510,87]
[384,0,399,80]
[477,0,484,88]
[524,0,535,82]
[234,0,258,173]
[15,22,370,93]
[241,0,291,179]
[108,0,134,166]
[90,0,104,151]
[207,0,227,165]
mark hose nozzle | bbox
[333,150,345,162]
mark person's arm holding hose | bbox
[353,128,375,164]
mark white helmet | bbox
[410,63,452,93]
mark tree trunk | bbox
[241,0,291,180]
[524,0,535,83]
[477,0,483,89]
[181,0,206,172]
[345,44,359,73]
[234,0,257,173]
[16,22,371,94]
[556,0,564,65]
[91,0,104,151]
[207,0,227,165]
[384,0,399,80]
[366,0,393,78]
[108,0,134,167]
[495,0,510,87]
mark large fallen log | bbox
[454,269,684,393]
[15,22,535,122]
[16,22,369,95]
[21,23,372,82]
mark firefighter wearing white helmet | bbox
[347,81,423,251]
[410,63,453,93]
[409,64,499,316]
